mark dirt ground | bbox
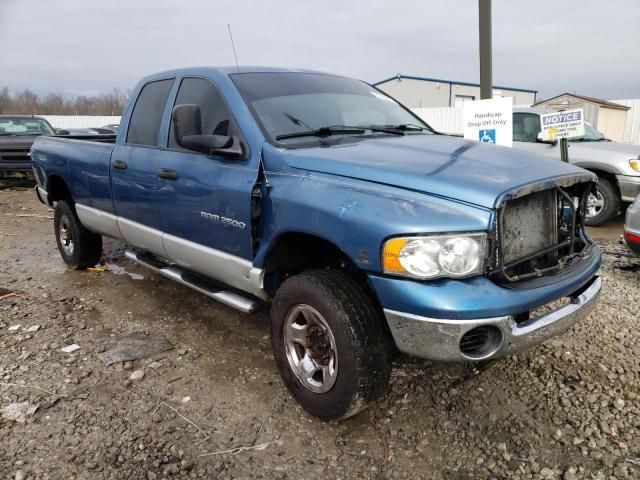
[0,184,638,480]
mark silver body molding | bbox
[384,276,602,361]
[76,204,125,241]
[75,203,267,300]
[616,175,640,202]
[35,186,49,205]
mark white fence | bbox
[41,115,121,129]
[414,103,640,144]
[413,107,464,135]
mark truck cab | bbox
[31,67,602,420]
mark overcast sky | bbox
[1,0,638,100]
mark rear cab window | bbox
[513,113,541,143]
[126,79,174,147]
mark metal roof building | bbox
[373,74,537,108]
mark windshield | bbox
[0,117,54,136]
[569,121,606,142]
[231,72,433,146]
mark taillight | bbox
[624,230,640,244]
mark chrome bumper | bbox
[617,175,640,202]
[384,276,602,362]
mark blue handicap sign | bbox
[479,129,496,143]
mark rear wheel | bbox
[271,269,391,420]
[585,178,620,226]
[54,200,102,269]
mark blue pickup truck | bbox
[31,67,602,420]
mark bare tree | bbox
[0,87,129,115]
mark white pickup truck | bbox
[511,107,640,226]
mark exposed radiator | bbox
[501,190,558,264]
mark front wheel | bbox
[585,178,620,227]
[54,200,102,269]
[271,269,391,420]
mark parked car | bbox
[511,107,640,226]
[623,194,640,254]
[31,67,602,420]
[102,123,119,133]
[56,127,117,136]
[0,115,55,180]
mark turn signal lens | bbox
[630,159,640,172]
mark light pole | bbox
[479,0,492,100]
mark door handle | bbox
[112,160,128,170]
[158,168,179,180]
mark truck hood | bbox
[279,134,593,209]
[568,140,640,165]
[0,136,37,149]
[569,140,640,157]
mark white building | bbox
[374,74,537,108]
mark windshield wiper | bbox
[275,124,406,141]
[276,126,366,140]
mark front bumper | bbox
[616,175,640,202]
[0,162,34,179]
[384,276,602,361]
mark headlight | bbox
[630,159,640,172]
[383,233,486,279]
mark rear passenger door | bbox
[155,77,258,280]
[111,78,174,256]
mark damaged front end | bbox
[489,174,597,284]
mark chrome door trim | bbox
[76,203,124,241]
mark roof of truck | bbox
[149,66,335,77]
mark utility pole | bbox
[479,0,492,99]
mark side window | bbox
[513,113,541,143]
[169,77,238,149]
[126,79,174,147]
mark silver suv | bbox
[512,107,640,226]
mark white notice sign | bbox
[540,109,585,140]
[463,97,513,148]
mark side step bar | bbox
[124,249,261,314]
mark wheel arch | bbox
[259,231,364,297]
[46,174,73,206]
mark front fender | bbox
[253,170,492,273]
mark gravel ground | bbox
[0,185,638,480]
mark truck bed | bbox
[31,134,117,212]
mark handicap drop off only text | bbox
[467,111,508,129]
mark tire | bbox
[54,200,102,269]
[585,178,620,227]
[271,269,391,420]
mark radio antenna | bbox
[227,24,239,72]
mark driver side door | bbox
[155,77,258,287]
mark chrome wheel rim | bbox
[283,304,338,393]
[586,190,605,218]
[58,214,74,256]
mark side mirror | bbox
[55,128,70,135]
[536,132,558,146]
[181,134,245,159]
[172,104,202,143]
[172,104,245,159]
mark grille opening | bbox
[492,183,592,283]
[459,326,503,359]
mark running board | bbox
[124,249,261,314]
